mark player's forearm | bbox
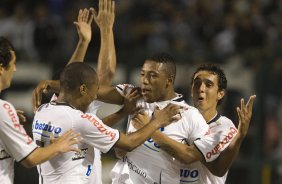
[102,107,129,127]
[21,145,60,168]
[152,131,202,164]
[118,119,162,152]
[204,133,244,177]
[97,28,116,85]
[97,86,124,105]
[67,39,90,65]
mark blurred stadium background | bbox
[0,0,281,183]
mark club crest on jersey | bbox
[33,120,62,134]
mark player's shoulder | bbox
[77,112,103,125]
[0,99,16,115]
[219,115,235,127]
[182,104,202,117]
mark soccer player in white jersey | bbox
[32,62,181,184]
[108,53,216,184]
[133,64,256,184]
[0,37,83,184]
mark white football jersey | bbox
[111,84,210,184]
[0,99,37,184]
[33,101,119,184]
[180,113,237,184]
[87,100,104,184]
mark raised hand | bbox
[92,0,115,30]
[50,129,82,153]
[73,8,94,43]
[121,86,142,115]
[236,95,256,138]
[32,80,59,112]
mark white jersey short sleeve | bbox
[33,102,120,184]
[0,99,37,184]
[194,115,237,162]
[180,114,237,184]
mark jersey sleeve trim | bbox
[105,131,120,154]
[193,139,206,161]
[18,147,38,163]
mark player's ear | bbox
[167,75,174,86]
[217,89,225,101]
[80,84,88,95]
[0,64,4,76]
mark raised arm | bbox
[93,0,116,85]
[67,8,94,64]
[32,9,93,111]
[203,95,256,177]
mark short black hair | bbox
[60,62,98,91]
[191,63,227,105]
[0,37,15,69]
[147,52,176,82]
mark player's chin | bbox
[143,95,154,103]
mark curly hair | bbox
[0,37,15,69]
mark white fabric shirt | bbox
[0,99,37,184]
[111,84,210,184]
[32,101,119,184]
[180,113,237,184]
[87,100,104,184]
[50,95,104,184]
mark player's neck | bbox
[162,88,177,101]
[200,108,217,123]
[56,93,78,109]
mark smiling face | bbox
[191,70,225,114]
[140,60,171,103]
[0,51,16,90]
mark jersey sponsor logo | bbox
[123,156,147,178]
[81,114,116,141]
[206,127,237,159]
[0,149,11,160]
[3,103,33,144]
[72,148,88,160]
[143,127,164,152]
[33,120,62,134]
[180,169,199,182]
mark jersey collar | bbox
[50,101,77,109]
[207,113,221,124]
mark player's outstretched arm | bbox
[203,95,256,177]
[93,0,116,85]
[21,129,81,168]
[114,104,181,152]
[67,8,94,65]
